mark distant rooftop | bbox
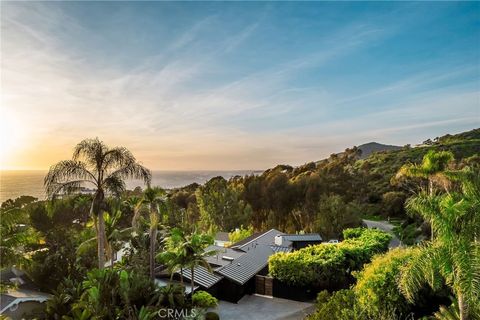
[231,228,283,251]
[281,234,322,242]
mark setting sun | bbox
[0,107,28,169]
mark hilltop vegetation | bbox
[167,128,480,239]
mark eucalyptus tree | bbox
[138,187,167,280]
[44,138,151,268]
[398,167,480,320]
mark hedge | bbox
[268,228,391,287]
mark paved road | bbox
[362,219,401,248]
[217,294,314,320]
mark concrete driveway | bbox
[363,219,401,248]
[217,294,315,320]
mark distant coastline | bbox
[0,170,263,203]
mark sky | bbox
[1,1,479,170]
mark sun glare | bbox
[0,107,25,169]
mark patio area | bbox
[216,294,315,320]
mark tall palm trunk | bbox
[458,292,469,320]
[150,226,157,280]
[92,190,106,269]
[97,210,106,268]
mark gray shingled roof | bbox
[179,266,223,289]
[205,245,245,267]
[232,229,283,251]
[281,234,322,242]
[271,245,291,253]
[216,244,275,285]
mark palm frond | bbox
[102,147,136,170]
[109,163,152,186]
[399,245,444,302]
[45,180,95,199]
[452,241,480,306]
[72,138,107,168]
[103,175,126,197]
[44,160,96,197]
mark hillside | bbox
[357,142,402,159]
[359,128,480,194]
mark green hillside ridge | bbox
[165,127,480,239]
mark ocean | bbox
[0,170,261,204]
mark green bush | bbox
[192,290,218,308]
[354,247,415,318]
[269,228,391,287]
[306,289,359,320]
[228,225,253,244]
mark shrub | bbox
[306,289,359,320]
[269,244,347,287]
[269,228,391,288]
[382,191,406,217]
[228,225,253,244]
[354,247,415,318]
[192,290,218,309]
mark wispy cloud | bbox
[1,2,478,170]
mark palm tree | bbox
[0,206,35,268]
[124,195,143,231]
[396,150,454,194]
[44,138,151,268]
[78,206,133,269]
[182,231,216,294]
[139,187,167,280]
[157,228,188,285]
[398,168,480,320]
[74,195,92,226]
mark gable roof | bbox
[231,229,283,251]
[179,266,223,289]
[281,234,322,242]
[216,244,275,285]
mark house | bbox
[0,268,50,318]
[157,228,322,302]
[274,233,322,250]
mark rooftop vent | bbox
[222,256,235,261]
